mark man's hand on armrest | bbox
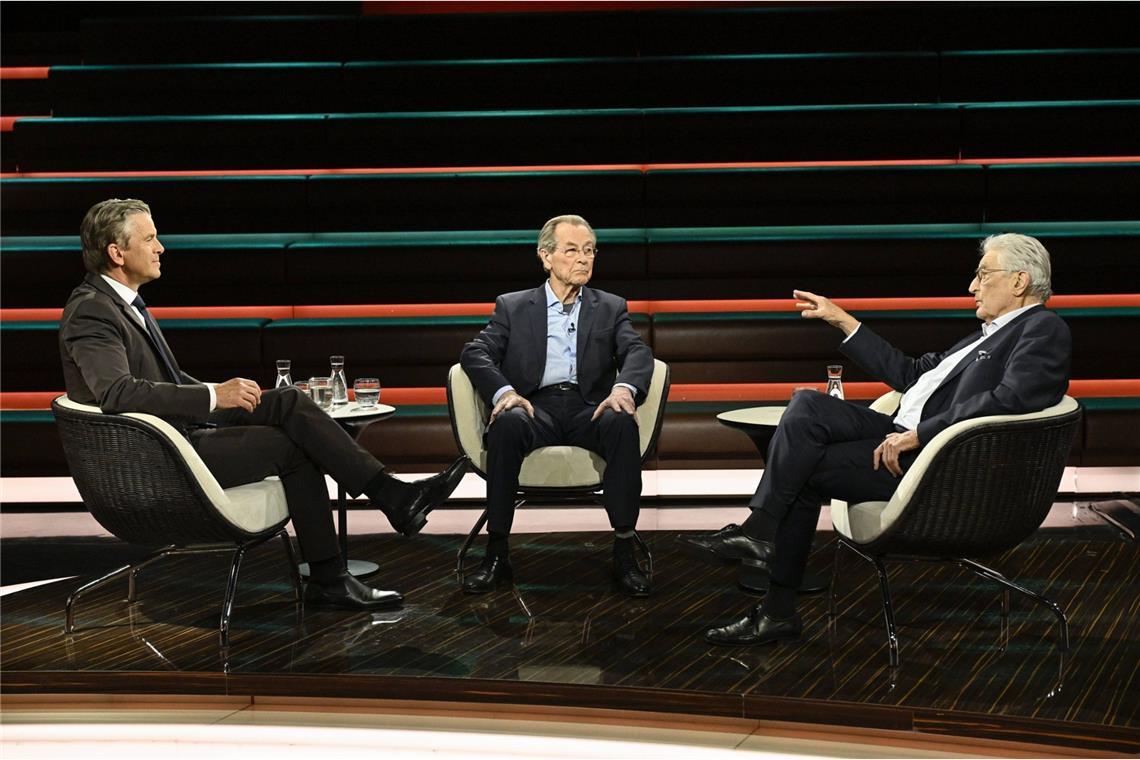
[215,377,262,412]
[794,289,860,336]
[591,385,637,423]
[489,390,534,424]
[873,429,920,477]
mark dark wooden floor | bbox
[2,524,1137,752]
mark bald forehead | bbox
[553,221,595,245]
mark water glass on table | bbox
[309,376,334,411]
[353,378,381,408]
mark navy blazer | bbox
[460,284,654,407]
[841,305,1071,444]
[59,272,211,422]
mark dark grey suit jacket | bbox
[841,305,1071,444]
[460,284,654,407]
[59,272,211,424]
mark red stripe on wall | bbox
[0,67,49,80]
[3,294,1137,324]
[6,379,1138,410]
[4,156,1138,181]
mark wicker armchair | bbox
[829,392,1082,666]
[52,396,301,646]
[446,359,670,579]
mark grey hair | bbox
[80,198,153,274]
[536,214,595,271]
[980,233,1053,303]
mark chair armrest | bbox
[447,364,489,468]
[635,359,670,459]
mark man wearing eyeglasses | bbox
[460,214,655,596]
[684,233,1071,647]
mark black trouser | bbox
[190,386,384,563]
[484,385,641,535]
[749,391,917,588]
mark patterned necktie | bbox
[131,294,181,383]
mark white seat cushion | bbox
[219,477,289,533]
[518,446,606,488]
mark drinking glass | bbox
[274,359,292,389]
[293,380,310,396]
[309,376,333,410]
[354,378,381,408]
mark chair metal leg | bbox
[871,555,900,667]
[278,530,303,603]
[220,545,248,646]
[456,507,491,580]
[1000,588,1011,652]
[958,557,1070,652]
[67,542,179,633]
[127,544,179,603]
[456,498,524,580]
[65,564,133,634]
[828,539,847,620]
[837,541,899,666]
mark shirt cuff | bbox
[614,382,638,396]
[205,382,217,412]
[841,322,862,343]
[492,385,515,405]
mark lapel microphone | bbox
[568,322,576,333]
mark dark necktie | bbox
[131,294,181,383]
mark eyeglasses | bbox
[972,267,1017,283]
[553,246,597,259]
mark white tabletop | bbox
[715,406,787,428]
[327,402,395,421]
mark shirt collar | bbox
[981,302,1040,337]
[100,274,141,309]
[544,281,582,310]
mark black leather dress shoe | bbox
[678,523,774,566]
[375,457,467,537]
[613,561,652,597]
[704,607,802,646]
[463,554,513,594]
[305,574,403,610]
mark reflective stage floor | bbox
[1,520,1137,754]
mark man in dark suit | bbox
[60,198,466,611]
[684,233,1071,646]
[459,214,656,596]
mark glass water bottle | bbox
[826,364,845,400]
[330,355,349,406]
[275,359,293,389]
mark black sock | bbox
[614,531,641,569]
[742,509,778,542]
[762,580,798,620]
[308,556,345,585]
[487,531,509,558]
[365,469,410,506]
